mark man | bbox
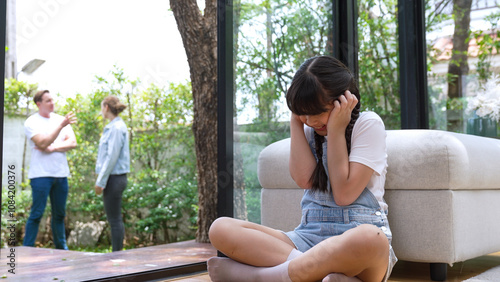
[23,90,77,250]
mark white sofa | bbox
[258,129,500,281]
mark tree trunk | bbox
[170,0,218,243]
[448,0,472,99]
[447,0,472,132]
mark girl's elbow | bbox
[292,177,311,189]
[290,171,310,189]
[333,198,352,207]
[332,192,355,206]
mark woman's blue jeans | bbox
[23,177,69,250]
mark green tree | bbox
[94,65,138,147]
[125,82,197,244]
[133,83,193,173]
[472,10,500,85]
[3,78,37,117]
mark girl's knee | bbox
[362,224,388,243]
[209,217,234,245]
[349,224,386,238]
[356,224,389,254]
[341,224,389,256]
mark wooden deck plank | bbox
[0,240,216,281]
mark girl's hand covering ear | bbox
[291,112,304,126]
[327,90,358,134]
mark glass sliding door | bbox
[426,0,500,136]
[357,0,400,130]
[231,0,334,222]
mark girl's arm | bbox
[289,113,316,189]
[327,91,373,206]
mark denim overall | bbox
[285,131,393,252]
[285,187,392,252]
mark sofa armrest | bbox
[257,138,299,189]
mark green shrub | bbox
[123,175,198,244]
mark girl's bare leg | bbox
[208,217,300,282]
[209,217,296,266]
[289,224,390,282]
[209,219,389,282]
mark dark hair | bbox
[286,56,360,193]
[34,90,50,104]
[102,96,127,116]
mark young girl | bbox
[208,56,397,282]
[95,96,130,252]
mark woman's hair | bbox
[286,56,360,193]
[102,96,127,116]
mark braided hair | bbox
[286,56,360,193]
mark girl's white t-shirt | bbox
[24,112,74,179]
[305,111,388,211]
[348,111,388,211]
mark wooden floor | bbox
[1,242,499,281]
[164,252,500,282]
[0,240,216,281]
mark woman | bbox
[95,96,130,252]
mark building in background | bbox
[5,0,16,78]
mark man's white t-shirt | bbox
[24,112,74,179]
